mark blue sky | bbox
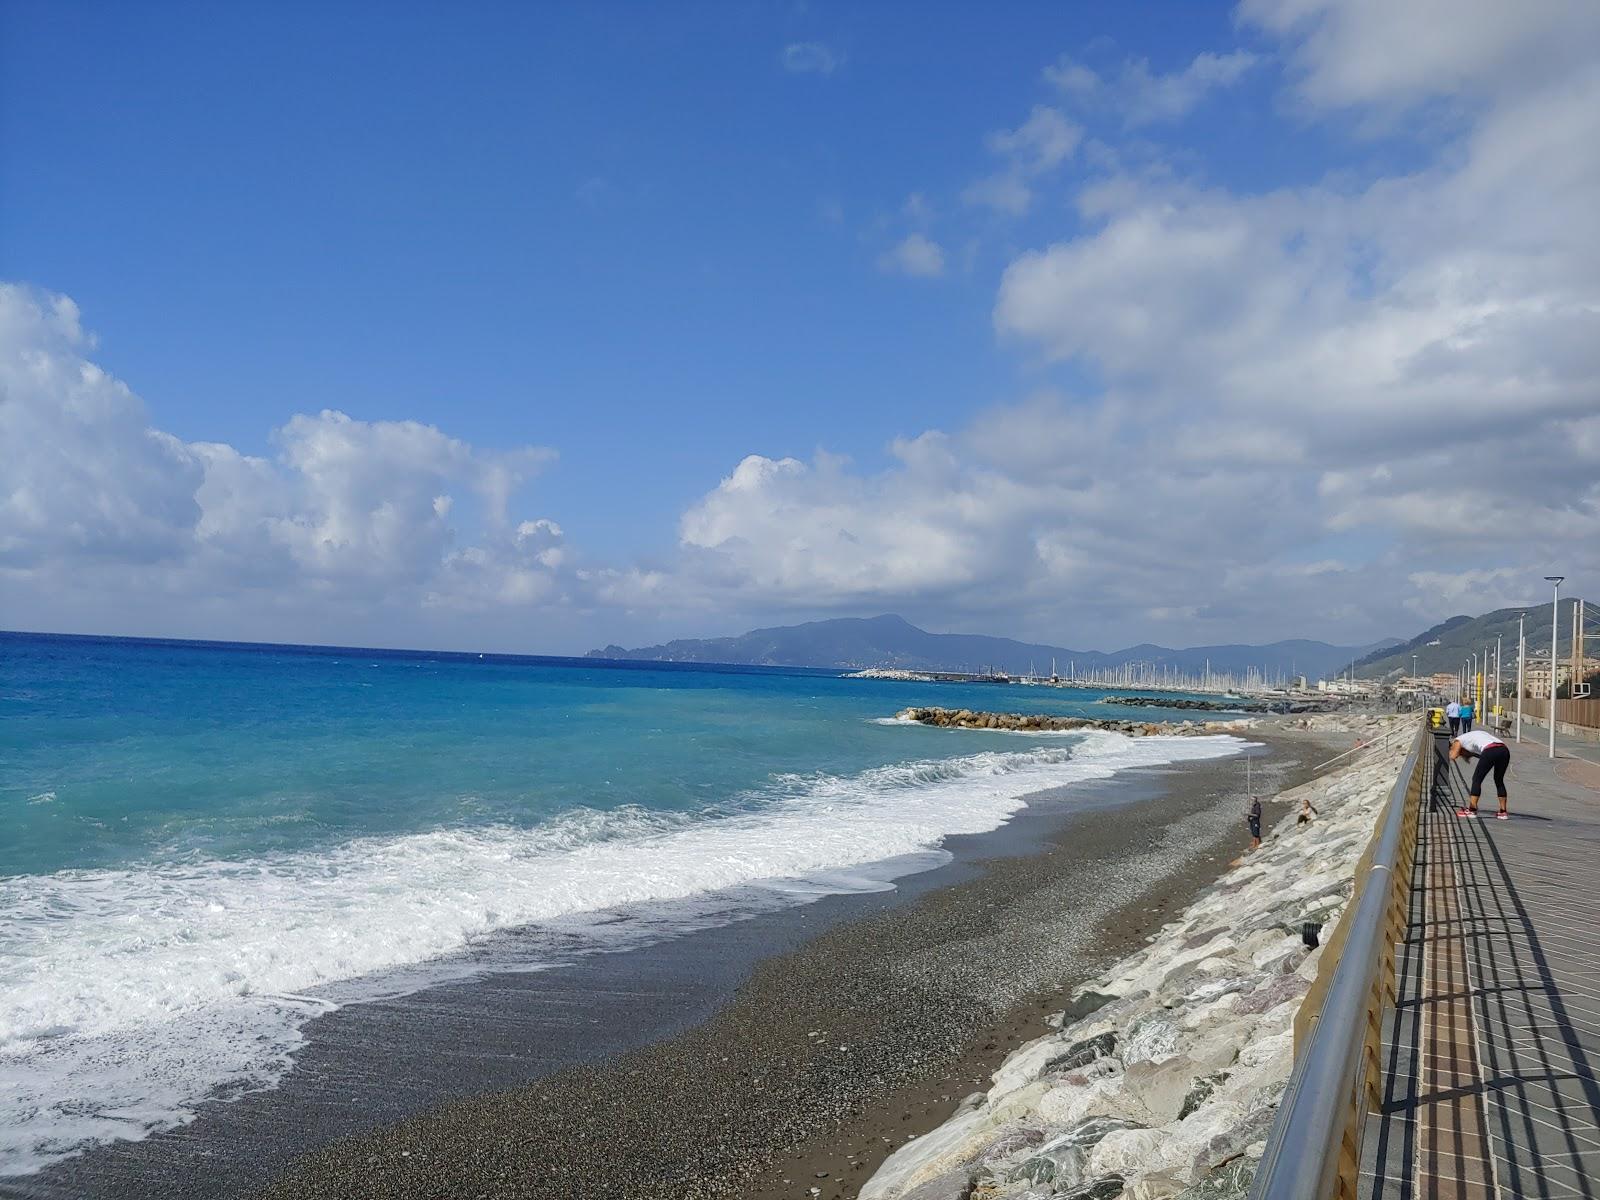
[3,1,1598,653]
[2,0,1318,556]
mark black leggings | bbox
[1469,745,1510,799]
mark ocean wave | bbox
[0,732,1244,1176]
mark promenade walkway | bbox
[1361,727,1600,1199]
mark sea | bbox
[0,631,1249,1178]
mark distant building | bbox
[1318,677,1375,697]
[1523,655,1600,698]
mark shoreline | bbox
[859,715,1407,1200]
[252,726,1338,1200]
[740,725,1345,1199]
[18,723,1345,1200]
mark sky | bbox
[2,0,1598,655]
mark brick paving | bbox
[1362,729,1600,1199]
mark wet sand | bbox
[17,728,1336,1200]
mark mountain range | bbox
[1354,601,1592,679]
[587,614,1398,681]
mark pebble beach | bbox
[859,715,1406,1200]
[232,720,1378,1200]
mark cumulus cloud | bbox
[0,290,203,567]
[878,232,946,278]
[7,3,1600,654]
[1043,55,1100,97]
[1239,0,1600,111]
[0,284,578,637]
[670,1,1600,644]
[1045,50,1260,125]
[668,395,1408,643]
[964,106,1082,215]
[781,42,841,76]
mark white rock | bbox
[856,719,1412,1200]
[1088,1127,1170,1176]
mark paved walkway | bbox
[1362,727,1600,1199]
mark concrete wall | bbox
[1517,711,1600,745]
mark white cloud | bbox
[1405,568,1538,620]
[666,5,1600,645]
[0,284,576,635]
[985,105,1081,173]
[1117,51,1259,123]
[781,42,841,76]
[1043,55,1101,97]
[878,232,946,278]
[964,106,1083,214]
[8,4,1600,654]
[0,288,203,567]
[1239,0,1600,111]
[1045,50,1259,125]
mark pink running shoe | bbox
[1456,808,1471,817]
[1495,812,1509,820]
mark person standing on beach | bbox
[1247,795,1263,849]
[1446,699,1461,736]
[1449,729,1512,819]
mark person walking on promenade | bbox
[1246,795,1263,849]
[1459,698,1474,731]
[1446,699,1461,736]
[1450,729,1512,819]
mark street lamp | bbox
[1517,612,1526,742]
[1546,576,1564,759]
[1471,651,1478,723]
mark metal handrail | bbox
[1249,718,1430,1200]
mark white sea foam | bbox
[0,732,1243,1176]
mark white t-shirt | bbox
[1457,730,1505,755]
[1446,702,1460,717]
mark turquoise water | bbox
[0,631,1245,1175]
[1,633,1227,876]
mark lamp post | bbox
[1546,576,1564,758]
[1471,651,1478,724]
[1495,634,1502,730]
[1516,613,1525,743]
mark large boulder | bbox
[1045,1031,1118,1073]
[1122,1054,1207,1124]
[1123,1014,1181,1065]
[1178,1156,1257,1199]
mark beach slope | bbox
[859,719,1408,1200]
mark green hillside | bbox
[1357,601,1592,679]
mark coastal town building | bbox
[1317,677,1376,698]
[1518,655,1600,698]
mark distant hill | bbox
[1357,603,1580,679]
[587,614,1391,681]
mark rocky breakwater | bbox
[1100,697,1264,713]
[896,708,1252,737]
[860,717,1409,1200]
